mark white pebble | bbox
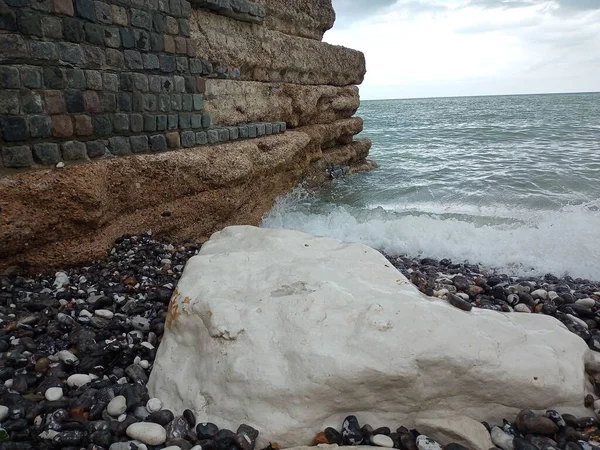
[456,293,470,301]
[79,310,93,318]
[66,374,92,387]
[416,435,442,450]
[191,446,202,450]
[56,350,79,365]
[56,161,65,168]
[594,399,600,410]
[4,379,13,388]
[95,309,114,319]
[139,360,150,369]
[53,271,69,289]
[146,398,162,413]
[531,289,548,300]
[39,429,59,440]
[491,426,514,450]
[141,341,155,350]
[372,434,395,448]
[434,288,449,298]
[567,314,588,329]
[44,387,63,401]
[117,377,128,384]
[107,395,127,417]
[0,405,8,422]
[163,447,182,450]
[117,413,127,422]
[548,291,559,300]
[126,422,167,445]
[514,304,531,313]
[576,298,595,309]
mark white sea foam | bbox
[261,189,600,280]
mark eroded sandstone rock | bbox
[148,226,592,449]
[255,0,336,40]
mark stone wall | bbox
[0,0,372,269]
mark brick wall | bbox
[0,0,281,169]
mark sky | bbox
[324,0,600,99]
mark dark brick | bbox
[202,59,213,75]
[132,73,148,92]
[63,90,85,113]
[163,35,175,53]
[0,10,17,31]
[104,27,121,48]
[33,143,61,165]
[66,69,86,89]
[1,146,32,168]
[228,126,239,140]
[63,18,85,42]
[181,130,195,148]
[112,4,127,25]
[181,0,190,15]
[51,115,73,137]
[5,0,27,7]
[42,16,63,39]
[108,136,131,155]
[149,134,166,151]
[73,114,93,135]
[178,18,189,37]
[143,114,156,131]
[124,50,143,70]
[120,28,135,48]
[202,112,212,128]
[144,93,157,111]
[130,135,148,153]
[247,123,257,138]
[237,125,248,139]
[106,48,125,69]
[112,113,129,132]
[95,1,112,24]
[190,114,202,129]
[54,0,75,16]
[131,0,143,7]
[152,13,166,33]
[186,38,196,57]
[178,112,190,128]
[170,93,181,110]
[83,90,102,113]
[85,70,102,89]
[149,75,161,93]
[181,94,192,112]
[158,0,169,12]
[132,92,144,111]
[143,53,160,70]
[189,59,203,74]
[0,91,20,115]
[265,123,273,135]
[197,77,206,94]
[184,76,196,93]
[86,140,106,158]
[62,141,88,160]
[20,91,43,114]
[17,11,43,37]
[174,36,186,54]
[1,117,28,142]
[0,67,20,89]
[115,0,130,5]
[160,55,175,73]
[192,94,203,111]
[30,42,57,61]
[31,0,53,12]
[134,29,150,51]
[118,92,132,111]
[59,42,85,65]
[93,114,112,135]
[161,76,174,93]
[167,113,178,129]
[83,45,105,68]
[99,92,116,112]
[131,9,151,30]
[173,75,185,93]
[166,131,179,148]
[44,90,66,114]
[271,122,280,133]
[101,73,118,92]
[120,72,133,91]
[218,127,229,142]
[207,129,218,144]
[130,113,143,132]
[84,22,103,45]
[158,94,171,112]
[169,0,181,16]
[74,0,96,21]
[150,33,164,52]
[156,114,167,131]
[0,34,28,58]
[174,57,187,74]
[145,0,158,10]
[196,131,207,145]
[256,123,266,136]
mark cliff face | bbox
[0,0,371,269]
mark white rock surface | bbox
[44,387,63,401]
[126,422,167,445]
[148,226,592,448]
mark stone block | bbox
[33,0,55,12]
[103,73,119,92]
[120,72,133,91]
[143,53,160,70]
[207,129,218,144]
[54,0,74,15]
[186,38,196,57]
[158,94,171,112]
[31,41,57,61]
[28,115,52,138]
[0,34,28,58]
[228,126,239,140]
[181,94,192,112]
[193,94,203,111]
[104,27,120,48]
[134,29,150,51]
[66,69,87,89]
[165,15,178,34]
[132,73,149,92]
[64,90,85,113]
[51,115,73,137]
[132,92,144,111]
[160,55,175,73]
[271,122,280,134]
[61,140,87,160]
[247,123,257,138]
[112,113,130,132]
[167,113,178,129]
[44,90,66,114]
[165,131,180,148]
[195,131,207,145]
[42,16,63,39]
[197,78,206,94]
[17,11,43,37]
[256,123,266,136]
[191,114,202,129]
[153,13,166,33]
[84,22,103,45]
[181,130,195,148]
[181,0,190,15]
[131,0,143,7]
[131,9,151,30]
[178,112,190,129]
[86,140,106,158]
[169,0,181,16]
[149,134,166,151]
[33,143,61,165]
[130,135,149,153]
[144,114,156,132]
[1,146,32,168]
[278,121,287,132]
[237,125,248,139]
[108,136,131,155]
[202,112,212,128]
[118,93,132,111]
[0,10,17,32]
[178,18,189,37]
[73,114,93,135]
[82,90,101,113]
[174,76,185,93]
[120,28,134,48]
[158,0,169,12]
[149,75,162,93]
[1,117,28,142]
[150,33,164,52]
[112,5,127,25]
[189,58,202,74]
[143,94,157,112]
[95,1,112,24]
[264,122,273,135]
[184,76,196,93]
[85,70,102,90]
[0,91,20,115]
[0,66,20,89]
[93,114,112,135]
[74,0,96,21]
[162,76,174,93]
[124,50,143,70]
[106,49,125,69]
[63,18,85,42]
[174,36,186,54]
[146,0,158,10]
[218,127,229,142]
[163,35,175,53]
[131,113,143,132]
[100,92,116,112]
[176,57,189,74]
[156,114,167,131]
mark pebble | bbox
[126,422,167,445]
[342,415,364,445]
[0,405,8,422]
[448,293,473,311]
[56,349,78,365]
[416,435,443,450]
[491,426,515,450]
[147,397,163,412]
[575,298,595,309]
[372,434,395,447]
[66,373,92,387]
[514,304,532,313]
[44,387,63,401]
[107,395,127,417]
[95,309,115,319]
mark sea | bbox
[261,92,600,280]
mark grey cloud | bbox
[332,0,447,27]
[468,0,600,13]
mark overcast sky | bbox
[325,0,600,99]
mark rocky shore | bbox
[1,232,600,449]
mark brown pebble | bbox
[313,432,328,445]
[34,357,50,372]
[585,394,595,408]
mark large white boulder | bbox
[148,226,593,449]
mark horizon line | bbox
[360,90,600,102]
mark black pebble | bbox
[342,415,363,445]
[197,422,219,440]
